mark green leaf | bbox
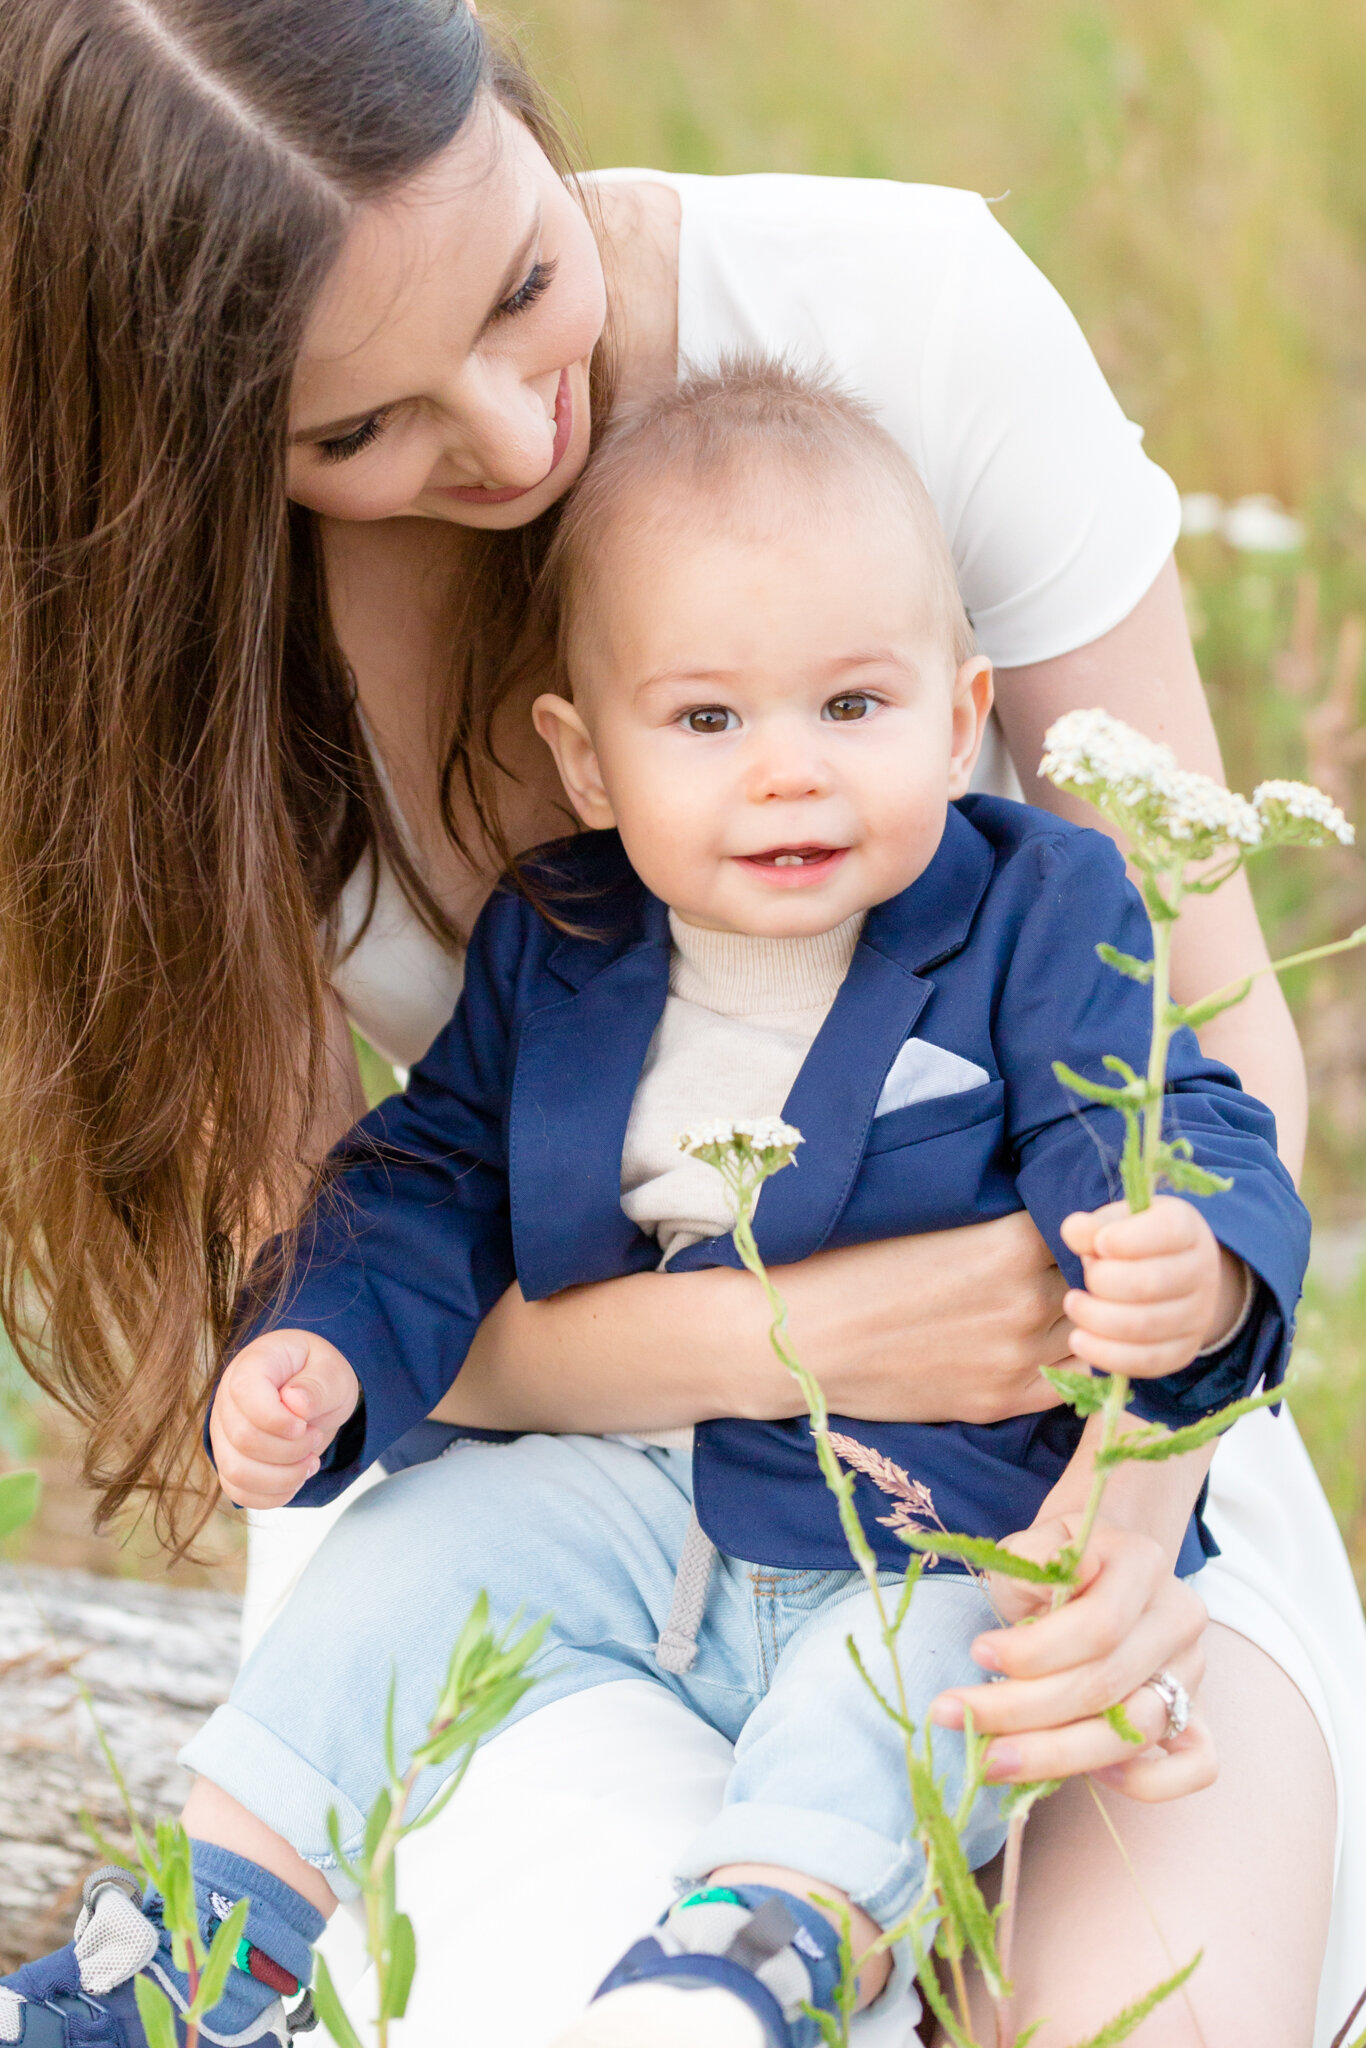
[77,1809,140,1874]
[311,1956,365,2048]
[1154,1139,1233,1198]
[1172,979,1251,1031]
[892,1555,925,1632]
[999,1777,1062,1820]
[1040,1366,1109,1417]
[1062,1951,1201,2047]
[1051,1059,1133,1109]
[1095,943,1154,984]
[909,1732,1005,1996]
[899,1529,1076,1584]
[324,1805,362,1889]
[1104,1701,1146,1747]
[133,1978,180,2048]
[363,1786,392,1867]
[380,1909,417,2022]
[1098,1385,1284,1466]
[912,1935,978,2048]
[190,1899,248,2021]
[0,1468,39,1539]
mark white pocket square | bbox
[874,1038,992,1117]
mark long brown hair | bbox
[0,0,600,1549]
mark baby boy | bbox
[6,363,1305,2048]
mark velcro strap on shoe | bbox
[595,1940,789,2047]
[74,1881,160,1997]
[724,1897,799,1974]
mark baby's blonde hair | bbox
[541,354,976,692]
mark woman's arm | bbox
[434,1210,1072,1433]
[995,554,1308,1179]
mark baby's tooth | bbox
[774,854,800,866]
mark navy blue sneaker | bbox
[0,1868,314,2048]
[552,1885,847,2048]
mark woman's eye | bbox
[497,258,559,320]
[684,707,738,734]
[316,411,389,465]
[824,692,873,722]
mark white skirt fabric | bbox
[238,1410,1366,2048]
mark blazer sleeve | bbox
[218,886,529,1502]
[994,828,1309,1425]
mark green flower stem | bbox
[730,1183,990,2045]
[1181,922,1366,1022]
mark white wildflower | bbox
[1040,709,1263,858]
[676,1116,802,1163]
[1252,779,1355,849]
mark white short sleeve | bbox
[916,200,1181,666]
[604,171,1182,671]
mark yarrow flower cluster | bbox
[676,1116,803,1178]
[1251,779,1355,848]
[1040,708,1262,859]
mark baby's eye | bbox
[684,707,739,734]
[824,692,874,722]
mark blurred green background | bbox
[4,0,1364,1590]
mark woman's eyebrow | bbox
[290,213,542,446]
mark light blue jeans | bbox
[184,1435,1004,1936]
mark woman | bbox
[0,2,1357,2040]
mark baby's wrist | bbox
[1199,1249,1253,1355]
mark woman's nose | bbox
[437,362,559,490]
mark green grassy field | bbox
[2,1,1363,1589]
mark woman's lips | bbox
[735,846,850,887]
[438,368,573,506]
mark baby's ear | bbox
[531,693,617,830]
[947,655,995,798]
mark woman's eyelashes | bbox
[495,256,559,321]
[316,409,391,465]
[312,261,559,465]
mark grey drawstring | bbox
[656,1508,716,1674]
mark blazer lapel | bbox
[752,945,932,1264]
[510,891,671,1301]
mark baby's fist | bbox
[210,1331,359,1510]
[1060,1196,1247,1380]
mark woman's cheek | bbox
[286,445,440,522]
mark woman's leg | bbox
[955,1623,1335,2045]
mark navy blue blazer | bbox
[235,797,1308,1577]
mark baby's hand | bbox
[209,1331,360,1510]
[1060,1197,1246,1381]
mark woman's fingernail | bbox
[985,1742,1022,1780]
[931,1696,965,1729]
[972,1639,1002,1671]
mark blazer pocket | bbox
[863,1077,1006,1156]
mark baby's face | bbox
[534,488,993,937]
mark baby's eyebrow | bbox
[635,664,740,698]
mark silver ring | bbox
[1145,1668,1191,1742]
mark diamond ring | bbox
[1144,1668,1191,1743]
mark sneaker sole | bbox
[552,1981,772,2047]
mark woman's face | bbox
[287,99,606,530]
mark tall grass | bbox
[522,0,1366,509]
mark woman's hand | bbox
[929,1516,1216,1801]
[436,1208,1072,1435]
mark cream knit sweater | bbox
[618,909,864,1450]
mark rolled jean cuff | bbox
[179,1704,367,1903]
[675,1798,924,1936]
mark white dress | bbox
[255,174,1365,2045]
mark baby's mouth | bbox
[737,844,849,878]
